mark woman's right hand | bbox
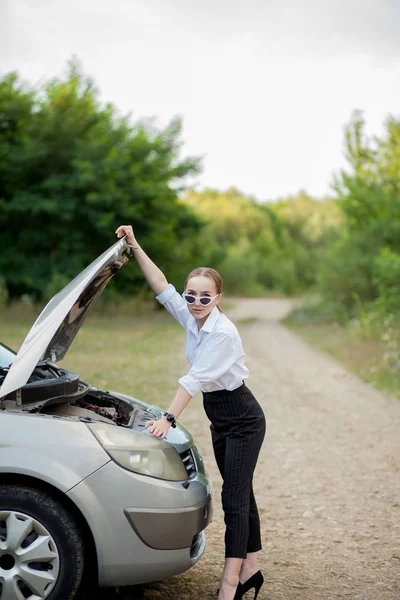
[116,223,168,294]
[115,225,136,246]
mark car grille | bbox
[180,448,197,479]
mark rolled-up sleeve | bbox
[156,284,190,330]
[179,332,238,397]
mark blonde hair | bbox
[185,267,223,312]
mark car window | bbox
[0,342,16,368]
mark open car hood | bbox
[0,238,133,400]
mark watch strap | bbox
[163,412,177,428]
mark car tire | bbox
[0,484,84,600]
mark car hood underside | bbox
[0,238,133,401]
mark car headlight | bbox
[88,422,188,481]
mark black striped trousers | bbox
[203,383,266,558]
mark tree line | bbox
[0,62,202,303]
[1,63,399,331]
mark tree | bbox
[0,62,204,301]
[184,188,341,295]
[317,110,400,309]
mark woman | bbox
[115,225,266,600]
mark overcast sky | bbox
[1,0,400,200]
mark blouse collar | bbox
[201,306,221,333]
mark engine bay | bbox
[43,391,133,426]
[0,361,153,428]
[0,355,159,430]
[42,389,158,431]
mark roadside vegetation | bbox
[1,61,399,398]
[285,112,400,399]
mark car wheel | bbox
[0,485,84,600]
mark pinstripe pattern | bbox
[203,384,266,558]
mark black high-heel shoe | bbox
[241,570,264,599]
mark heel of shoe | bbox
[254,575,264,600]
[254,582,263,600]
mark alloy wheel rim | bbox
[0,510,60,600]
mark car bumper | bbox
[125,493,212,550]
[67,458,212,587]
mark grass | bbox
[284,313,400,400]
[1,304,188,410]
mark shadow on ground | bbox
[77,578,201,600]
[79,584,165,599]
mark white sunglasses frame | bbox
[182,292,220,306]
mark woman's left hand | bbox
[145,418,171,439]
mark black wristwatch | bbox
[163,412,177,428]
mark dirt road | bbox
[91,299,400,600]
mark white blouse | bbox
[156,284,249,397]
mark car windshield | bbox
[0,342,16,368]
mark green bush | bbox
[286,292,350,326]
[372,248,400,314]
[219,239,265,296]
[316,232,377,310]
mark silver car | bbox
[0,238,212,600]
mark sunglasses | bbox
[182,292,220,306]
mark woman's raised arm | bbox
[115,225,169,296]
